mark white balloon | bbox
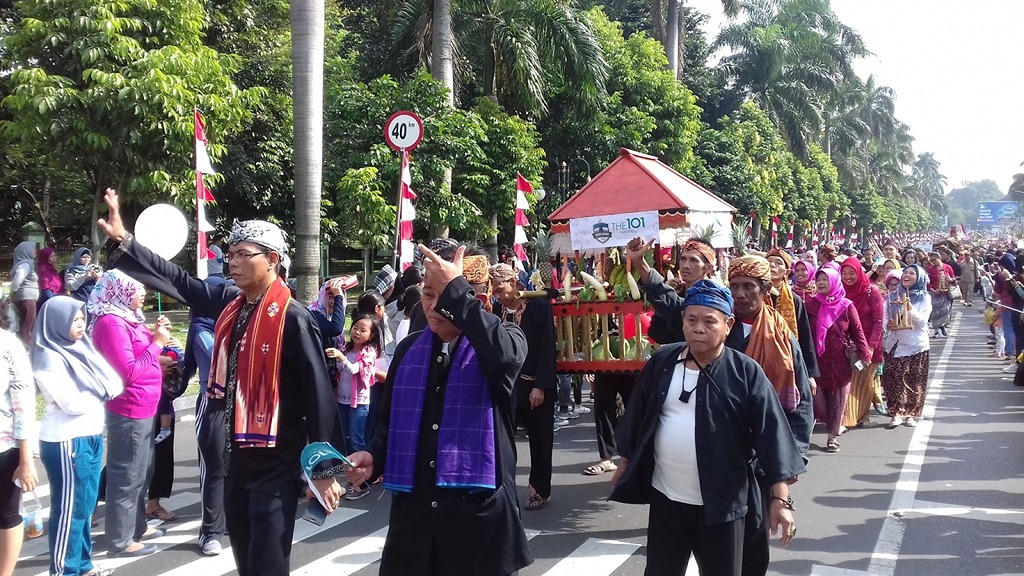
[135,204,189,260]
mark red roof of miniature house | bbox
[548,148,737,222]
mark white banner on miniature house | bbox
[569,210,661,251]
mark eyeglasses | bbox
[224,251,268,263]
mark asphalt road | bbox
[13,306,1024,575]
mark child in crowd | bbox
[326,311,387,500]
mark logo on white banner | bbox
[570,211,660,250]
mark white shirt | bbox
[883,293,932,358]
[652,358,703,505]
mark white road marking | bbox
[290,526,389,575]
[18,491,201,561]
[812,313,960,576]
[542,537,641,576]
[912,500,1024,525]
[158,507,367,576]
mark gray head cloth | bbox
[32,296,124,402]
[228,219,292,276]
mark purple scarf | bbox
[383,329,496,493]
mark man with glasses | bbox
[96,188,344,576]
[610,281,804,575]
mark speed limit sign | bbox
[384,111,423,151]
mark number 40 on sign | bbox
[384,110,423,152]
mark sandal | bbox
[525,493,550,511]
[146,505,177,522]
[826,439,840,453]
[583,460,617,476]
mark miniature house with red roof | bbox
[547,148,737,253]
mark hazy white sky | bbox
[688,0,1024,193]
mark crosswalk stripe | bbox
[159,507,368,576]
[18,491,201,561]
[541,538,641,576]
[29,518,203,576]
[291,526,389,575]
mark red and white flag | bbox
[195,110,217,280]
[785,220,795,249]
[849,218,858,246]
[746,211,756,240]
[771,216,779,247]
[514,174,531,263]
[398,150,417,271]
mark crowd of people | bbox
[0,190,1019,576]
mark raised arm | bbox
[97,188,237,318]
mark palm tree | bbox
[394,0,606,117]
[716,0,868,158]
[433,0,456,104]
[911,152,948,212]
[291,0,326,302]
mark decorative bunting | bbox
[398,150,417,271]
[514,173,531,263]
[195,109,217,280]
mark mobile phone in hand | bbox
[302,499,328,526]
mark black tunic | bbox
[724,322,814,458]
[106,234,343,489]
[611,344,806,525]
[366,277,532,576]
[492,297,556,390]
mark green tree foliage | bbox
[2,0,258,247]
[325,71,543,243]
[539,7,703,193]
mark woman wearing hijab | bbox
[925,252,955,338]
[805,268,870,453]
[0,327,35,576]
[65,248,103,303]
[882,265,932,428]
[790,260,817,304]
[89,270,170,557]
[993,252,1021,364]
[9,241,39,345]
[33,296,123,576]
[37,247,65,306]
[840,260,885,430]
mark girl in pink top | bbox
[88,270,171,556]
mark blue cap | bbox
[683,280,734,317]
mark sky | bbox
[687,0,1024,193]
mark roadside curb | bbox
[173,393,199,421]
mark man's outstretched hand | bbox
[96,187,128,242]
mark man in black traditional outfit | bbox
[96,189,344,576]
[346,241,533,576]
[490,262,556,510]
[610,281,804,576]
[726,255,814,576]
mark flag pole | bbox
[393,148,406,272]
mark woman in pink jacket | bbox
[89,270,170,557]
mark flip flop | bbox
[525,493,550,511]
[146,506,177,522]
[583,460,617,476]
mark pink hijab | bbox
[812,267,853,356]
[37,247,63,293]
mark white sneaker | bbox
[200,537,222,556]
[1003,364,1017,374]
[903,417,917,427]
[887,416,904,429]
[573,404,591,415]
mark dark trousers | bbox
[14,299,35,346]
[741,476,771,576]
[646,489,744,576]
[148,417,175,500]
[224,476,301,576]
[513,381,555,499]
[593,374,634,460]
[196,396,227,541]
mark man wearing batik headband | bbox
[489,262,557,511]
[346,242,533,576]
[765,247,820,390]
[626,236,718,344]
[96,189,344,576]
[611,280,804,575]
[726,255,814,576]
